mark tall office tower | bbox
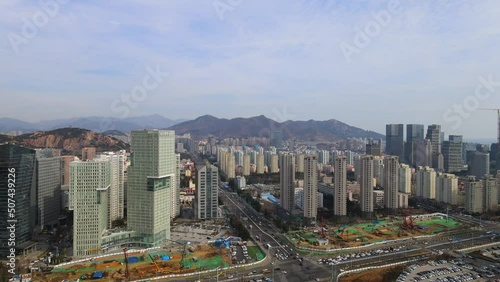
[35,149,62,230]
[258,146,264,155]
[398,164,412,194]
[296,154,305,173]
[242,154,251,176]
[436,173,458,205]
[234,150,244,167]
[360,156,375,215]
[426,124,442,154]
[256,154,265,174]
[407,124,424,142]
[431,152,444,172]
[464,177,483,214]
[127,130,175,247]
[271,131,283,148]
[174,153,180,217]
[317,150,329,165]
[280,153,296,212]
[334,156,347,216]
[443,135,463,173]
[469,151,490,179]
[69,158,110,257]
[270,154,279,173]
[416,166,436,199]
[483,176,498,212]
[345,150,354,165]
[303,155,318,220]
[386,124,404,159]
[81,147,96,161]
[411,139,432,167]
[97,152,125,228]
[383,156,399,210]
[195,164,219,219]
[366,139,382,156]
[61,155,77,186]
[0,144,36,257]
[225,153,236,179]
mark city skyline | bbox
[2,1,500,139]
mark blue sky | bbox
[1,0,500,140]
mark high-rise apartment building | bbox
[398,164,412,194]
[318,150,330,165]
[97,152,125,228]
[303,155,318,220]
[436,173,458,205]
[386,124,404,159]
[464,177,483,214]
[416,166,436,199]
[61,155,78,186]
[483,176,498,212]
[443,135,463,173]
[270,154,279,173]
[360,156,375,215]
[174,153,181,218]
[127,130,175,248]
[0,144,36,257]
[81,147,96,161]
[345,150,354,165]
[256,154,265,174]
[70,158,110,257]
[225,153,236,179]
[334,156,347,216]
[383,156,399,210]
[296,154,305,173]
[35,149,62,230]
[196,164,219,219]
[280,153,295,212]
[242,154,251,176]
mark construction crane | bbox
[479,108,500,144]
[164,239,191,269]
[123,248,130,281]
[148,253,162,273]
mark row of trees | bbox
[229,215,251,241]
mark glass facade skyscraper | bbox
[0,144,36,257]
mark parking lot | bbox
[397,259,498,282]
[317,246,405,266]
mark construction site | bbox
[31,239,255,281]
[288,213,468,249]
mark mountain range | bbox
[1,114,384,142]
[168,115,384,141]
[0,115,186,134]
